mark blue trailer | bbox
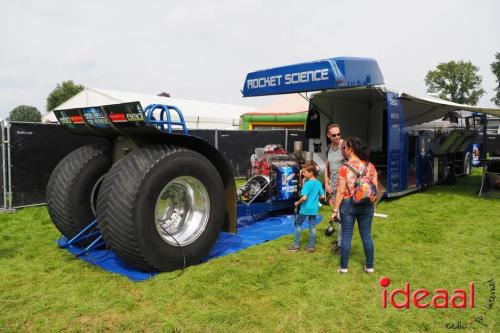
[242,57,500,197]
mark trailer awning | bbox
[311,86,500,126]
[399,92,500,119]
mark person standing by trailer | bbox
[289,163,325,253]
[332,137,378,274]
[324,123,346,254]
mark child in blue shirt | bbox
[288,163,325,252]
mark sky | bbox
[0,0,499,118]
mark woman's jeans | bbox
[339,199,374,269]
[293,214,317,248]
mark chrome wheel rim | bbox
[154,176,210,246]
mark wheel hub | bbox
[154,176,210,246]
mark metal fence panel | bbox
[1,123,306,208]
[9,122,107,208]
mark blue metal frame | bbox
[58,219,106,257]
[237,199,295,217]
[144,104,189,134]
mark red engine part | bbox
[250,144,288,177]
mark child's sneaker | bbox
[306,247,315,253]
[337,267,348,274]
[288,245,299,252]
[364,267,375,274]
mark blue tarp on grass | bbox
[59,214,323,282]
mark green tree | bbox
[425,60,485,105]
[491,52,500,106]
[46,80,84,111]
[9,105,42,122]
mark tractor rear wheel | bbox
[96,144,225,272]
[46,144,112,239]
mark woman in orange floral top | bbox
[332,137,378,274]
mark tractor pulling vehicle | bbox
[48,103,306,272]
[47,57,500,272]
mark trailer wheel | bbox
[96,145,225,272]
[46,144,111,238]
[463,152,472,176]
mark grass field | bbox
[0,171,499,332]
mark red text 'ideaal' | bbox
[379,276,474,309]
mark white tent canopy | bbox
[44,88,256,129]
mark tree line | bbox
[9,81,84,122]
[7,53,500,122]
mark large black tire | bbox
[46,144,112,238]
[96,145,225,272]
